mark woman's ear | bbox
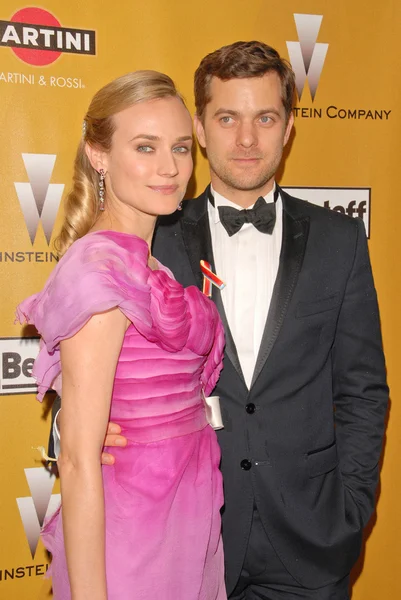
[85,143,108,174]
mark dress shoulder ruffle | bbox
[16,231,223,400]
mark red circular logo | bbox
[10,7,61,66]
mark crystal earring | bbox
[99,169,105,211]
[177,202,183,211]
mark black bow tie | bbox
[217,196,276,237]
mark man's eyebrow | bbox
[213,108,282,118]
[213,109,239,117]
[255,108,281,117]
[130,134,193,142]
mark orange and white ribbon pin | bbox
[200,260,225,297]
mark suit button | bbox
[245,403,256,414]
[240,459,252,471]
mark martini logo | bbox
[14,153,64,244]
[0,7,96,66]
[286,14,328,101]
[16,467,60,558]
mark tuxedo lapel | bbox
[251,191,310,388]
[212,286,245,383]
[181,189,245,384]
[181,205,213,290]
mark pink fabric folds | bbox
[16,231,224,400]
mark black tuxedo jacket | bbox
[152,186,388,592]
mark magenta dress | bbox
[17,231,226,600]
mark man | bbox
[51,42,388,599]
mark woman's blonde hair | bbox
[55,70,184,256]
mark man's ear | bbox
[85,143,108,173]
[283,112,294,147]
[194,114,206,149]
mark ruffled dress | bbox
[17,231,226,600]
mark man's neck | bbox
[210,176,275,209]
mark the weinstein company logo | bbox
[286,14,391,121]
[286,13,328,101]
[14,153,64,244]
[16,467,60,558]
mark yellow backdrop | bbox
[0,1,399,598]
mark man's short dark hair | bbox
[194,41,295,121]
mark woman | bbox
[17,71,226,600]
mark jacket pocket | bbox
[296,294,340,318]
[306,440,338,478]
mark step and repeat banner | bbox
[0,1,400,598]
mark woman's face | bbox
[103,96,193,216]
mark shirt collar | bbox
[210,183,277,225]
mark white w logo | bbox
[14,153,64,244]
[286,14,329,101]
[16,467,60,558]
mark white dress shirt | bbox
[208,184,283,388]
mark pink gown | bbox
[17,231,227,600]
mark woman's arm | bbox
[58,307,128,600]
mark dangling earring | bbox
[177,202,183,211]
[99,169,105,211]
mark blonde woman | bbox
[17,71,226,600]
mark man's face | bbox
[194,73,293,198]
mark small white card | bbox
[202,391,224,430]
